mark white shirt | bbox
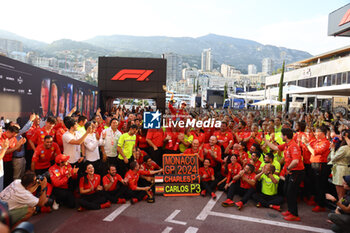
[84,133,103,162]
[101,127,122,158]
[63,131,82,164]
[0,180,38,210]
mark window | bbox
[310,77,316,88]
[318,76,324,87]
[331,74,336,85]
[336,73,342,85]
[326,75,331,86]
[342,72,347,84]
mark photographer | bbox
[0,171,48,225]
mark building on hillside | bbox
[162,53,183,85]
[248,64,257,74]
[201,48,213,71]
[262,58,273,75]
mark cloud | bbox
[253,15,350,55]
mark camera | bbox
[0,200,34,233]
[36,171,50,184]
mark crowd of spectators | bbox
[0,102,349,232]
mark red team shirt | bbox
[103,173,123,191]
[309,138,330,163]
[31,127,56,146]
[146,129,164,147]
[278,140,304,172]
[202,144,222,167]
[1,134,18,162]
[124,170,150,190]
[240,172,256,189]
[213,131,234,149]
[226,162,242,184]
[49,163,77,189]
[199,167,214,182]
[79,174,101,195]
[32,143,61,170]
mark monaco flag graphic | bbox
[110,69,154,81]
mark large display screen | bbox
[0,55,98,121]
[98,57,166,112]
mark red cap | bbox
[55,154,70,164]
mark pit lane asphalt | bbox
[29,191,332,233]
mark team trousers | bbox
[284,170,304,216]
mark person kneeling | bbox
[222,164,256,210]
[124,161,162,204]
[253,164,283,211]
[49,154,78,209]
[199,159,217,199]
[0,171,50,226]
[78,164,110,211]
[103,165,128,204]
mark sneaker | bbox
[41,206,52,213]
[235,201,243,210]
[312,206,326,212]
[201,190,206,197]
[130,198,138,204]
[222,199,235,207]
[211,192,217,200]
[304,196,317,206]
[270,205,281,212]
[281,211,292,216]
[77,207,86,212]
[146,197,155,203]
[52,200,59,210]
[256,203,261,208]
[284,215,301,221]
[117,198,126,204]
[100,201,111,209]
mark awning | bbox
[287,84,350,96]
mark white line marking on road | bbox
[161,226,173,233]
[184,226,199,233]
[103,203,131,222]
[165,209,187,225]
[196,191,223,220]
[209,211,332,233]
[196,191,331,233]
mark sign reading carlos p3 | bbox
[155,154,200,196]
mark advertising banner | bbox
[0,55,98,121]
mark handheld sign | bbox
[155,154,201,196]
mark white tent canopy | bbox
[251,99,284,106]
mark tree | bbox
[277,61,285,111]
[193,78,196,94]
[196,79,199,94]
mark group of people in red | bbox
[0,101,349,232]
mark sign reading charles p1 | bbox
[143,111,161,129]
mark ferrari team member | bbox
[124,161,162,204]
[78,164,111,211]
[31,135,61,175]
[199,158,217,199]
[103,165,128,204]
[264,128,305,221]
[49,154,79,208]
[222,164,256,210]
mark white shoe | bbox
[52,200,59,210]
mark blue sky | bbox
[1,0,350,55]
